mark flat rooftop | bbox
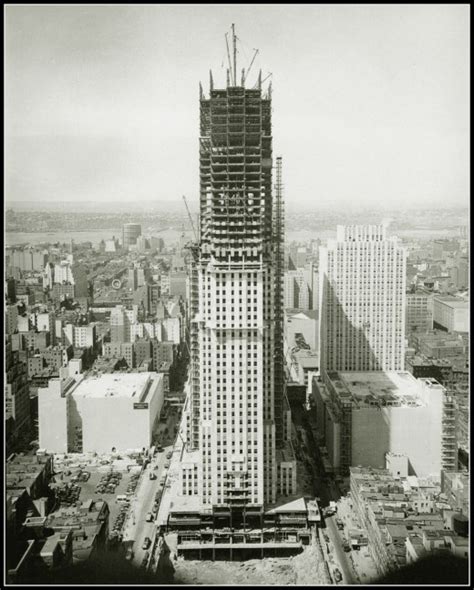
[72,372,160,401]
[434,296,469,308]
[294,349,319,368]
[328,371,424,408]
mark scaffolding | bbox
[273,157,285,448]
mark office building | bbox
[5,304,19,335]
[122,223,142,249]
[312,371,457,477]
[433,296,469,333]
[452,255,468,290]
[134,338,152,367]
[38,372,164,453]
[284,263,319,311]
[73,324,96,348]
[54,260,74,285]
[9,249,48,272]
[5,340,30,438]
[319,225,406,373]
[405,289,433,334]
[409,330,469,359]
[185,61,294,511]
[110,305,138,342]
[146,283,160,315]
[6,277,17,303]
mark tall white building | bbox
[110,305,138,342]
[284,263,319,311]
[187,74,295,512]
[319,224,406,373]
[54,260,75,285]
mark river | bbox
[5,227,462,248]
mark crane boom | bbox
[225,33,233,85]
[243,48,258,84]
[182,195,197,241]
[232,23,237,86]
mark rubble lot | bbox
[171,543,331,585]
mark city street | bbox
[123,444,173,568]
[325,515,357,584]
[290,401,358,583]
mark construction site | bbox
[156,26,321,565]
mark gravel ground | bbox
[172,543,331,585]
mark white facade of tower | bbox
[189,82,291,512]
[197,266,272,507]
[319,224,406,373]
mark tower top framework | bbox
[201,24,271,98]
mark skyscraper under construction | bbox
[186,27,296,512]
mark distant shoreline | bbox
[5,228,118,233]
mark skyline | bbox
[5,4,470,210]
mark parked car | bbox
[145,512,153,522]
[334,569,342,582]
[166,452,172,460]
[142,537,151,550]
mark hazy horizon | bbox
[5,4,470,209]
[4,198,470,215]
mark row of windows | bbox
[215,289,258,295]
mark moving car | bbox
[334,569,342,583]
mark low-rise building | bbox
[38,372,165,453]
[350,466,467,578]
[409,330,469,359]
[433,296,469,333]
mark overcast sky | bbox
[5,4,470,210]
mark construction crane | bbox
[243,48,258,85]
[182,195,197,241]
